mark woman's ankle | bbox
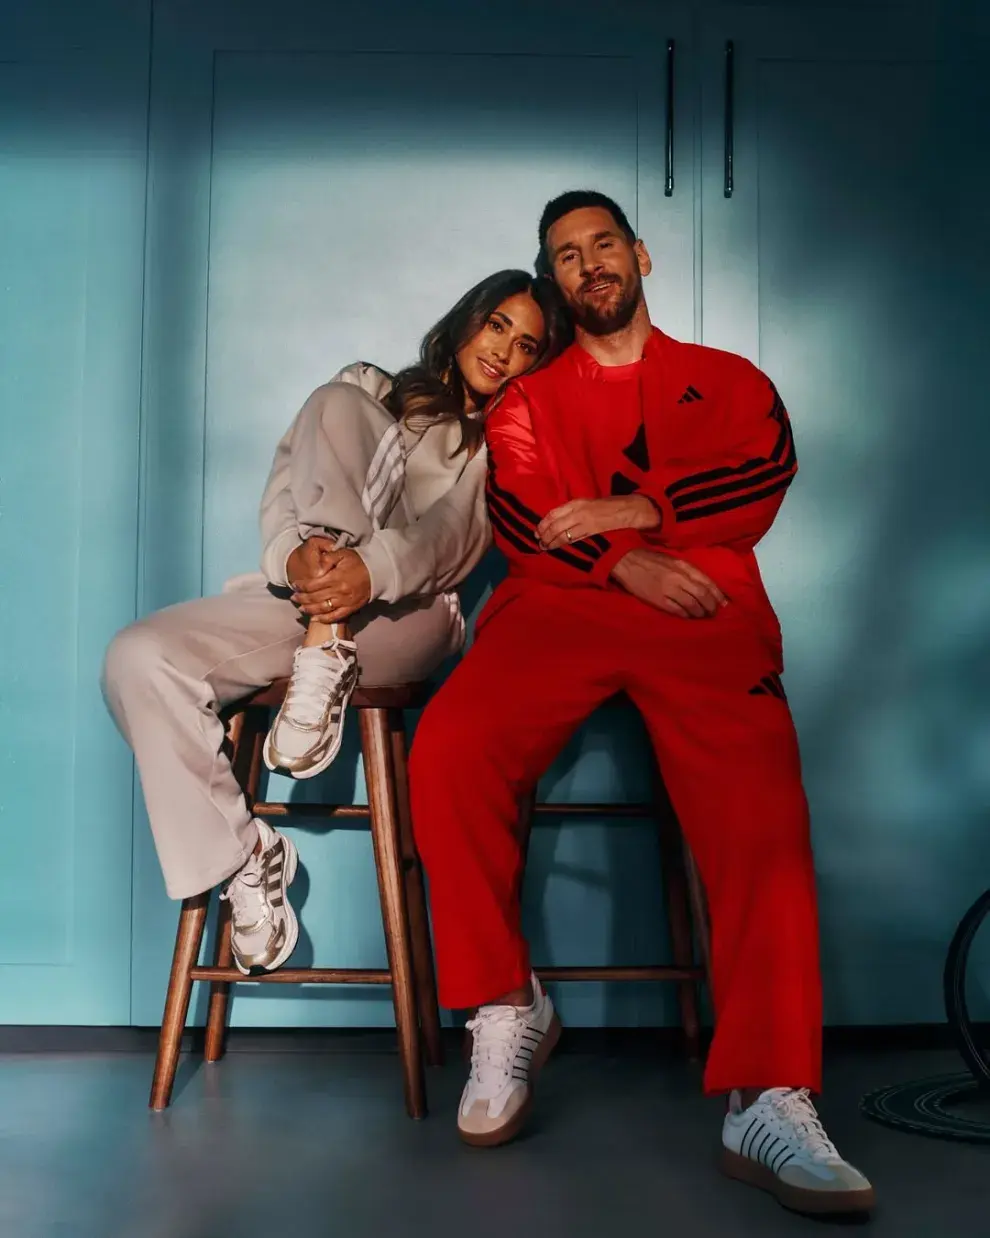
[302,620,350,649]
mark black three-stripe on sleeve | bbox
[664,384,795,523]
[486,468,613,574]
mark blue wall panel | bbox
[0,4,150,1021]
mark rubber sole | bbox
[458,1011,563,1149]
[719,1148,876,1216]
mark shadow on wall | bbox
[753,51,990,1026]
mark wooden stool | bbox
[149,679,440,1120]
[518,769,713,1060]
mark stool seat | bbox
[244,678,428,712]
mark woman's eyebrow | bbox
[491,310,538,345]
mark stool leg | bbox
[361,707,427,1120]
[150,893,210,1110]
[204,897,233,1064]
[655,789,703,1061]
[389,713,443,1068]
[204,708,267,1063]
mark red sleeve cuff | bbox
[588,529,645,586]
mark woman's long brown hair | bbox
[383,269,572,456]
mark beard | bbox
[569,269,643,336]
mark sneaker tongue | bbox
[467,1007,524,1098]
[772,1089,839,1161]
[226,867,267,926]
[287,646,351,726]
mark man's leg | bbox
[409,583,621,1144]
[410,584,622,1010]
[623,599,873,1214]
[627,614,820,1095]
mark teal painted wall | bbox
[0,2,150,1022]
[1,0,987,1029]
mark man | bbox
[409,190,875,1216]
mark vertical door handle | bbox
[724,40,735,198]
[665,39,675,196]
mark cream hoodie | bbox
[259,362,491,604]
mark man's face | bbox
[545,206,650,336]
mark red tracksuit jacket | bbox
[483,327,796,662]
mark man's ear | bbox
[634,239,652,277]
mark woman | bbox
[103,269,570,976]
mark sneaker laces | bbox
[465,1006,526,1098]
[769,1088,840,1161]
[283,642,354,729]
[220,856,270,933]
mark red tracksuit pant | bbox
[409,580,822,1095]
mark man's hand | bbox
[286,535,336,586]
[536,495,660,550]
[290,548,372,624]
[610,548,727,619]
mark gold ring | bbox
[565,529,573,542]
[324,599,332,611]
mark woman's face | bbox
[455,292,546,401]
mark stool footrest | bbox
[253,803,369,819]
[252,802,658,821]
[190,967,392,984]
[537,965,703,982]
[189,964,702,985]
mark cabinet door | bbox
[699,7,971,1022]
[0,16,148,1023]
[132,0,696,1027]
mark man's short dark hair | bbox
[536,190,636,277]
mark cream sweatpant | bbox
[102,389,463,900]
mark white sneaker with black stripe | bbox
[264,638,359,779]
[220,820,299,975]
[458,973,561,1147]
[721,1087,876,1215]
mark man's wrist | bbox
[609,548,638,583]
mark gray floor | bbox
[0,1042,986,1238]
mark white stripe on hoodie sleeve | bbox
[355,446,492,604]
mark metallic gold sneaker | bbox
[220,820,299,974]
[264,639,360,779]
